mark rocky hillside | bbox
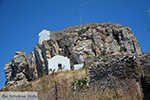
[4,23,142,87]
[3,23,150,100]
[1,69,140,100]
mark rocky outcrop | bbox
[34,40,59,76]
[4,23,142,87]
[52,23,141,64]
[4,51,38,86]
[89,53,150,100]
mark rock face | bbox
[4,51,38,87]
[4,23,142,87]
[89,53,150,100]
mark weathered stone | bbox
[64,32,78,46]
[34,46,46,76]
[4,62,13,81]
[11,50,27,71]
[4,23,143,88]
[26,52,38,80]
[71,40,95,63]
[90,53,150,100]
[46,40,59,57]
[50,31,64,41]
[4,50,38,86]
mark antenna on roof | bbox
[147,8,150,32]
[79,9,82,25]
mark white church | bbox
[39,29,50,43]
[38,29,84,75]
[48,55,70,74]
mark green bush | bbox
[72,78,90,91]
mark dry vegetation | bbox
[0,69,143,100]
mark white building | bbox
[73,63,84,70]
[48,55,70,74]
[39,29,50,43]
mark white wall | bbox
[48,55,70,74]
[39,29,50,43]
[74,63,84,70]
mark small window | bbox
[58,63,62,69]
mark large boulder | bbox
[60,23,141,63]
[4,50,38,86]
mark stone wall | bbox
[89,53,150,99]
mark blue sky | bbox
[0,0,150,88]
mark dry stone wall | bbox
[89,53,150,100]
